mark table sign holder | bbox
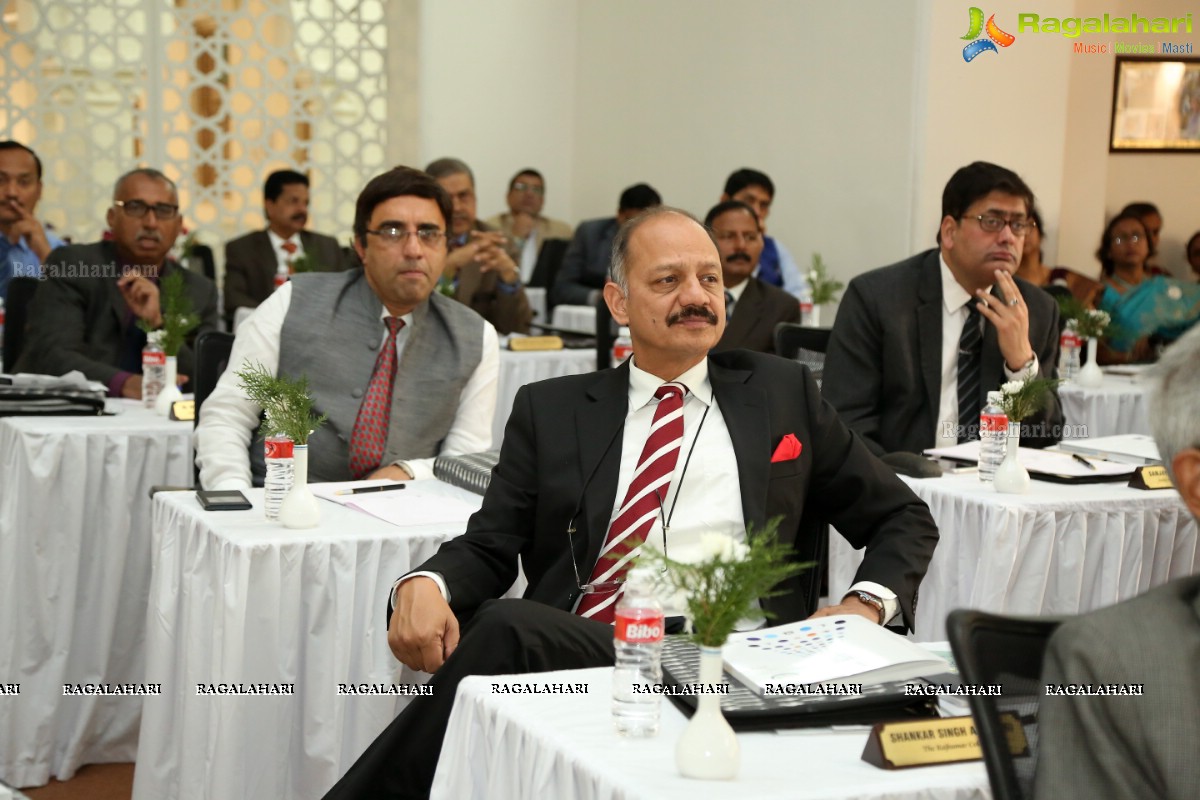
[861,713,1028,770]
[1128,465,1174,490]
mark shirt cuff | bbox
[391,571,450,610]
[393,458,435,481]
[496,278,522,294]
[1003,354,1039,381]
[107,370,133,398]
[846,581,899,625]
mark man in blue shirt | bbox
[0,141,64,301]
[720,168,809,301]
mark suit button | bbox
[367,341,377,350]
[352,388,363,399]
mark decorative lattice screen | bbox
[0,0,389,273]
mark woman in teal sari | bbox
[1095,213,1200,363]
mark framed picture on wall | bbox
[1110,56,1200,152]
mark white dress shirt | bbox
[934,255,1039,448]
[195,280,499,489]
[403,355,897,624]
[267,229,305,273]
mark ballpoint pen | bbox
[1071,453,1097,471]
[334,484,407,495]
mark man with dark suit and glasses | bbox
[322,207,938,799]
[824,161,1063,456]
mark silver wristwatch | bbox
[847,590,885,623]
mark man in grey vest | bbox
[195,167,498,489]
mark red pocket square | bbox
[771,433,802,463]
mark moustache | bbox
[726,252,752,263]
[137,230,163,242]
[291,213,307,223]
[667,305,718,326]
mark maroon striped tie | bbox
[576,382,686,623]
[348,317,405,478]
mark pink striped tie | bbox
[576,383,686,623]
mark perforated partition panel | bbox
[0,0,390,268]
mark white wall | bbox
[417,0,578,224]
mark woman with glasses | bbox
[1095,212,1200,364]
[1015,207,1101,306]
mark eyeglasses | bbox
[567,489,670,596]
[511,181,544,196]
[365,224,446,246]
[713,230,762,245]
[114,199,180,220]
[965,214,1034,235]
[1112,234,1141,245]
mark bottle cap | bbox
[618,326,631,338]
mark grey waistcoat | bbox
[248,270,485,483]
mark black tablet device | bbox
[196,489,253,511]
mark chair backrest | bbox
[529,238,570,292]
[187,244,217,282]
[3,277,42,370]
[946,609,1062,800]
[773,323,832,388]
[193,330,235,427]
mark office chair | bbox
[2,277,40,370]
[946,609,1063,800]
[773,323,832,388]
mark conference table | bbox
[829,472,1198,641]
[0,401,193,788]
[1058,371,1150,439]
[494,346,596,444]
[431,667,989,799]
[132,482,504,800]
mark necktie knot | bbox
[281,240,298,255]
[384,316,405,337]
[655,383,685,403]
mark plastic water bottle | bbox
[273,262,289,290]
[612,567,664,737]
[141,333,166,408]
[1059,321,1081,382]
[0,297,6,365]
[611,326,633,369]
[263,434,295,520]
[799,285,814,326]
[978,391,1009,483]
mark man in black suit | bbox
[706,200,800,355]
[550,182,661,308]
[222,169,346,318]
[322,207,938,799]
[15,168,218,398]
[824,161,1062,456]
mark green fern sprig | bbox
[234,361,327,445]
[137,269,199,356]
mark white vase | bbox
[993,422,1030,494]
[809,304,821,327]
[676,645,740,780]
[278,444,321,529]
[154,355,183,416]
[1075,336,1104,389]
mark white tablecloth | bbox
[432,667,989,800]
[1059,373,1150,439]
[551,304,597,334]
[830,474,1198,641]
[495,348,596,445]
[0,401,193,787]
[132,482,498,800]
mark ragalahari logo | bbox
[961,7,1016,61]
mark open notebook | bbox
[722,616,949,695]
[924,440,1136,481]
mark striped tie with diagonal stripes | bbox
[957,303,983,443]
[575,382,686,624]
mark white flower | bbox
[1001,380,1025,395]
[697,532,748,562]
[1087,309,1110,326]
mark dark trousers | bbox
[321,598,615,800]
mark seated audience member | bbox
[719,168,809,300]
[1186,230,1200,282]
[15,168,218,398]
[550,182,661,308]
[196,167,498,489]
[1095,212,1200,364]
[484,168,573,281]
[705,200,800,355]
[1118,200,1169,275]
[0,140,65,301]
[223,169,349,319]
[321,207,939,799]
[1015,206,1101,306]
[424,158,532,335]
[1035,324,1200,800]
[824,161,1062,455]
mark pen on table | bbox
[1071,453,1097,471]
[334,484,407,495]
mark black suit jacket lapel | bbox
[720,280,759,349]
[916,252,943,420]
[577,365,630,576]
[709,358,769,530]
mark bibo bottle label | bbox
[614,611,664,644]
